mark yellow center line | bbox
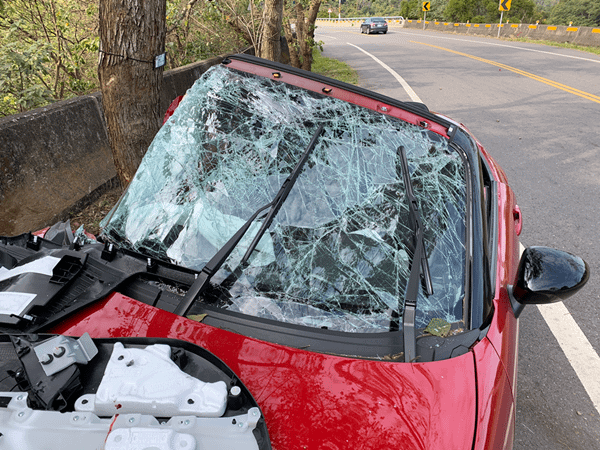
[411,41,600,104]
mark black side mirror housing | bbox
[510,246,589,317]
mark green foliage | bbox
[506,0,538,22]
[0,0,248,117]
[319,0,407,18]
[0,0,99,117]
[445,0,536,23]
[319,0,564,23]
[549,0,600,26]
[0,41,54,115]
[165,0,248,69]
[429,0,451,20]
[1,0,596,118]
[402,0,427,19]
[445,0,478,22]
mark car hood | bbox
[53,293,478,450]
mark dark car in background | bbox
[361,17,388,34]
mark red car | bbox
[0,55,589,449]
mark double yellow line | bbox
[412,41,600,104]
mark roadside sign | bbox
[423,1,431,11]
[499,0,511,11]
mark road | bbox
[315,25,600,449]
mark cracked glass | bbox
[101,65,467,333]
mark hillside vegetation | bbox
[321,0,598,27]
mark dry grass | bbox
[69,188,123,236]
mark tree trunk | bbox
[259,0,283,62]
[301,0,321,71]
[283,20,301,68]
[283,0,321,71]
[98,0,166,186]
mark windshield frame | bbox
[102,55,487,361]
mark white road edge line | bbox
[346,43,422,103]
[520,244,600,415]
[537,302,600,415]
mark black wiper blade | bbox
[240,123,325,266]
[173,124,325,317]
[397,146,433,363]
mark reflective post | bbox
[498,11,503,38]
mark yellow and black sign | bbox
[499,0,511,11]
[422,2,431,12]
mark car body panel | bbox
[51,293,478,450]
[472,337,515,450]
[469,157,520,449]
[487,181,521,391]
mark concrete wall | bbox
[0,54,225,236]
[316,19,600,47]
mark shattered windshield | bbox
[101,64,467,333]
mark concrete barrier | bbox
[0,54,225,236]
[316,19,600,47]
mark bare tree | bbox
[214,0,261,51]
[98,0,166,186]
[213,0,280,60]
[213,0,320,69]
[284,0,321,71]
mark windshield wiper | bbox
[240,124,325,266]
[397,146,433,362]
[173,124,325,317]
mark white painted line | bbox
[521,243,600,415]
[346,43,422,103]
[537,302,600,414]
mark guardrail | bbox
[318,17,405,25]
[319,17,405,21]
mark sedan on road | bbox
[361,17,388,34]
[0,54,589,449]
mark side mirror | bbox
[510,246,589,317]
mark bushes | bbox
[0,0,248,117]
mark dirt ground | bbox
[68,187,123,236]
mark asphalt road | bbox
[315,25,600,449]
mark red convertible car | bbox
[0,54,589,449]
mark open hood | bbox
[0,332,270,450]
